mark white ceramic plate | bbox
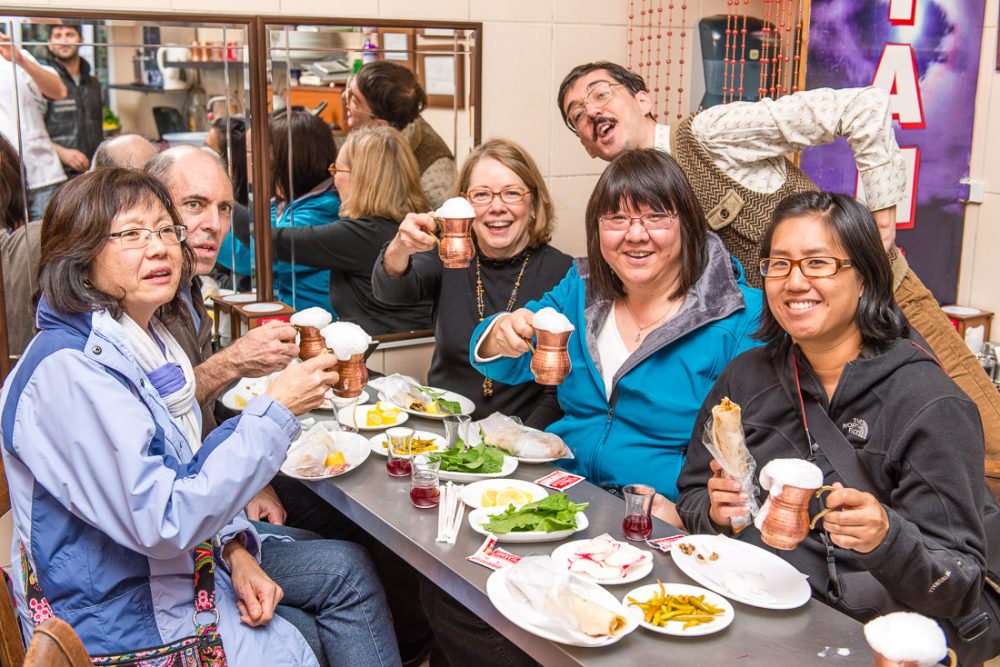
[468,507,588,543]
[220,375,274,411]
[336,404,409,431]
[622,582,735,636]
[368,430,446,457]
[460,479,549,509]
[515,455,561,464]
[243,302,284,313]
[438,454,518,482]
[486,568,639,647]
[377,387,475,419]
[550,540,654,586]
[280,427,371,481]
[222,293,257,304]
[669,534,811,610]
[317,387,373,411]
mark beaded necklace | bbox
[475,249,533,397]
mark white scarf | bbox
[118,314,202,452]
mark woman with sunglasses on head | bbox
[472,148,763,526]
[373,138,572,424]
[676,191,997,665]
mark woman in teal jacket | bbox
[471,149,762,526]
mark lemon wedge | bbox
[481,489,500,507]
[234,393,248,409]
[324,451,345,468]
[497,489,530,506]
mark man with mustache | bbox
[559,61,1000,498]
[44,22,103,177]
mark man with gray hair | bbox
[91,133,158,170]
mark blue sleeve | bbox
[734,287,765,356]
[216,233,254,276]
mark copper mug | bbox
[758,484,835,550]
[530,328,572,385]
[435,216,475,269]
[295,325,326,361]
[332,352,368,398]
[871,649,956,667]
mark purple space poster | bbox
[801,0,984,302]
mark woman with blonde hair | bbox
[373,137,572,423]
[272,125,432,334]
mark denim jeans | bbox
[27,182,62,222]
[255,522,402,667]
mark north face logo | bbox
[842,417,869,441]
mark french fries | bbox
[626,580,725,630]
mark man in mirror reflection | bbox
[347,60,455,209]
[91,132,159,170]
[43,22,103,177]
[0,21,67,221]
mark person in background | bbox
[207,115,253,292]
[558,61,1000,493]
[91,133,158,170]
[0,27,67,220]
[272,125,433,335]
[373,138,572,425]
[0,133,41,355]
[44,22,103,177]
[348,60,455,209]
[676,191,997,666]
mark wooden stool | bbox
[210,293,257,344]
[941,305,993,347]
[230,301,295,339]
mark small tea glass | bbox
[410,455,442,508]
[443,414,471,449]
[622,484,655,541]
[385,427,414,477]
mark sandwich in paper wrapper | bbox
[369,374,441,414]
[702,397,759,530]
[466,413,573,460]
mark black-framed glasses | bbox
[759,256,854,278]
[598,211,678,232]
[565,81,625,132]
[465,187,530,206]
[107,225,187,249]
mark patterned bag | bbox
[21,541,228,666]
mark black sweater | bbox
[372,243,573,424]
[272,215,433,335]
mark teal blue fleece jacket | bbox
[272,188,340,312]
[470,233,763,499]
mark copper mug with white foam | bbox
[435,216,475,269]
[331,352,368,398]
[529,327,572,385]
[758,483,836,551]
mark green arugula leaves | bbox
[480,494,589,534]
[429,442,506,473]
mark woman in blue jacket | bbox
[472,149,762,526]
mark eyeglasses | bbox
[327,163,351,175]
[465,188,531,206]
[565,81,625,132]
[598,211,678,232]
[759,256,854,279]
[107,225,187,249]
[344,88,374,119]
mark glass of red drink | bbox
[410,455,441,508]
[386,427,414,478]
[622,483,655,541]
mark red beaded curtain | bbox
[627,0,809,118]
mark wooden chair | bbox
[22,618,89,667]
[0,456,26,667]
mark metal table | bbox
[301,409,871,666]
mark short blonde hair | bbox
[454,138,556,247]
[338,126,428,221]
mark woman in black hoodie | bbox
[677,191,997,665]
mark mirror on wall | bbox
[0,12,252,371]
[258,20,481,336]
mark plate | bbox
[622,582,734,636]
[515,456,561,464]
[317,387,373,411]
[220,375,274,411]
[336,404,409,431]
[369,430,447,457]
[461,479,549,509]
[222,293,256,303]
[243,302,284,313]
[438,454,518,482]
[550,540,654,586]
[468,507,588,543]
[377,387,475,420]
[280,427,371,481]
[486,568,639,647]
[669,534,811,610]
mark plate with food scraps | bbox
[622,581,734,636]
[280,427,371,481]
[435,448,519,483]
[318,386,373,412]
[377,386,475,420]
[550,534,653,585]
[486,568,639,647]
[336,402,409,431]
[669,534,811,610]
[220,375,275,411]
[468,508,589,543]
[461,479,549,509]
[369,430,446,457]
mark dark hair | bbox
[39,168,193,320]
[0,134,26,231]
[354,61,426,130]
[585,149,707,301]
[269,109,336,202]
[50,22,83,38]
[211,116,248,205]
[755,191,907,346]
[557,61,649,127]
